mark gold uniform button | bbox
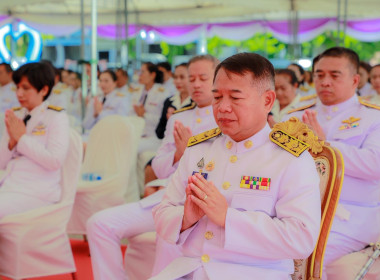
[201,254,210,263]
[326,115,332,120]
[206,109,210,115]
[222,181,231,190]
[332,106,339,112]
[196,118,202,123]
[226,141,232,149]
[244,140,253,149]
[230,155,238,163]
[205,231,214,240]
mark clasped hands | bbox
[5,109,26,150]
[181,172,228,231]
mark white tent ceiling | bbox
[1,0,380,26]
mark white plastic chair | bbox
[67,115,144,234]
[0,129,83,280]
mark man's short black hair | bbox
[0,63,13,73]
[359,61,372,74]
[143,62,164,84]
[318,47,360,74]
[13,62,55,101]
[214,52,275,93]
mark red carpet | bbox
[3,239,127,280]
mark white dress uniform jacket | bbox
[287,95,380,245]
[0,82,19,113]
[47,82,72,110]
[83,89,131,130]
[152,125,321,280]
[0,101,70,203]
[133,83,172,137]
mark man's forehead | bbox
[315,56,351,71]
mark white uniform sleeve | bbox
[83,99,96,130]
[16,112,70,171]
[151,116,178,179]
[224,153,321,260]
[329,122,380,181]
[152,149,192,244]
[0,128,14,170]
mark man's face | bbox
[188,60,214,108]
[370,66,380,94]
[61,70,69,85]
[0,65,12,86]
[212,68,274,142]
[116,70,128,88]
[314,56,359,106]
[275,74,297,109]
[358,66,369,89]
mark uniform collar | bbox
[224,124,271,154]
[318,94,358,117]
[27,101,48,117]
[195,105,212,117]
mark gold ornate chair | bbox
[271,117,344,280]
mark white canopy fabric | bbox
[1,0,379,26]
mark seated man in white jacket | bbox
[86,55,219,280]
[151,53,321,280]
[0,62,70,219]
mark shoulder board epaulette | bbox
[158,87,165,92]
[48,105,64,112]
[269,129,310,157]
[299,85,310,92]
[187,127,222,147]
[299,94,317,102]
[359,99,380,110]
[116,92,125,97]
[12,106,22,111]
[287,100,317,114]
[53,89,62,94]
[173,102,196,114]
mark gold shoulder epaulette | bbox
[48,105,64,112]
[299,94,317,102]
[269,117,324,156]
[173,102,196,114]
[287,100,316,114]
[187,127,222,147]
[12,106,22,111]
[53,89,62,94]
[359,99,380,110]
[116,92,125,97]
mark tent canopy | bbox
[1,0,379,26]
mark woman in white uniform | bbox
[134,62,172,154]
[0,62,70,219]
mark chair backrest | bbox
[60,128,83,203]
[273,118,344,280]
[81,115,144,198]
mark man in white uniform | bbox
[86,55,219,280]
[285,47,380,279]
[152,53,321,280]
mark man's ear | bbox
[263,90,276,113]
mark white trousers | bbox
[323,231,367,280]
[86,201,155,280]
[0,191,52,219]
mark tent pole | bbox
[91,0,97,96]
[123,0,128,68]
[337,0,341,45]
[343,0,348,44]
[80,0,87,123]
